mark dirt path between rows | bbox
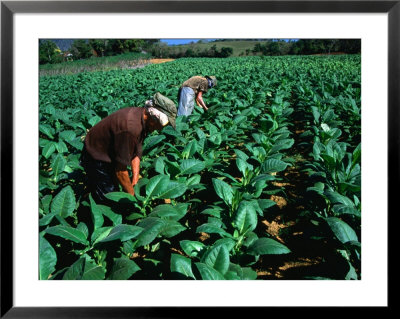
[253,109,326,279]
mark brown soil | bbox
[250,108,329,279]
[148,58,175,64]
[269,195,288,209]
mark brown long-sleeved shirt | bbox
[181,76,209,95]
[84,107,146,166]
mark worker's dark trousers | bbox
[80,146,118,204]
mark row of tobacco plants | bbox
[291,61,361,279]
[39,55,361,280]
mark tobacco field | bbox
[39,55,361,280]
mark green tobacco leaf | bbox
[143,135,166,151]
[63,257,85,280]
[88,115,101,127]
[105,191,136,203]
[234,149,249,161]
[89,194,104,230]
[196,223,232,238]
[201,244,230,275]
[81,258,106,280]
[234,201,258,234]
[51,186,76,218]
[39,124,55,139]
[195,262,225,280]
[181,140,198,159]
[326,217,358,243]
[56,140,69,154]
[91,226,112,245]
[157,181,187,199]
[39,236,57,280]
[212,178,233,206]
[40,194,53,214]
[136,217,165,247]
[200,207,223,218]
[146,174,170,199]
[247,237,291,255]
[241,267,258,280]
[261,158,289,174]
[39,212,57,226]
[149,204,187,221]
[209,133,222,145]
[270,138,294,153]
[59,130,76,142]
[154,156,166,175]
[164,159,181,178]
[214,238,236,252]
[226,263,257,280]
[236,158,251,176]
[51,154,67,177]
[170,254,195,279]
[99,224,143,243]
[159,220,186,238]
[225,263,243,280]
[333,204,361,217]
[352,143,361,167]
[66,138,83,151]
[257,199,277,211]
[77,222,89,239]
[311,106,320,124]
[46,225,88,245]
[42,142,56,159]
[179,159,205,175]
[324,190,355,207]
[96,204,123,225]
[243,231,259,248]
[180,240,206,258]
[107,257,140,280]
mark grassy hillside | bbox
[168,40,273,56]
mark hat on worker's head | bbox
[152,92,177,129]
[206,76,217,88]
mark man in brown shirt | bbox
[81,92,177,202]
[177,75,217,116]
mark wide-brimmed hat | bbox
[152,92,177,129]
[206,76,217,88]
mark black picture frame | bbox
[1,0,395,317]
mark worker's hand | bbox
[132,174,140,187]
[115,162,135,196]
[203,105,208,111]
[131,157,140,187]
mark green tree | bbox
[218,47,233,58]
[70,40,93,60]
[89,39,107,57]
[268,42,280,56]
[39,40,63,64]
[185,48,195,57]
[252,43,263,53]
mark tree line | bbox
[151,44,234,59]
[39,39,361,65]
[39,39,157,64]
[248,39,361,56]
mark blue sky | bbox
[161,39,214,46]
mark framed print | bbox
[1,0,395,317]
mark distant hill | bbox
[163,39,290,57]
